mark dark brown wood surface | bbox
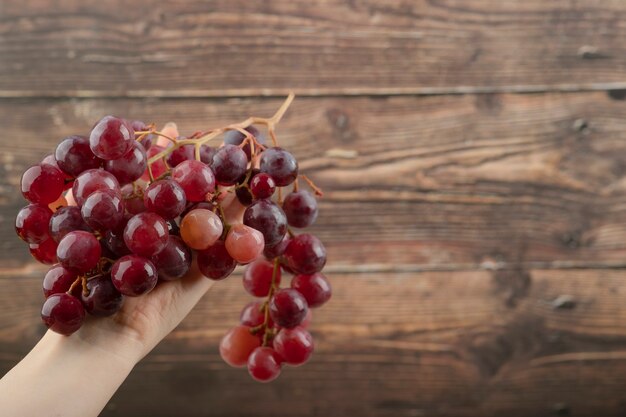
[2,1,626,416]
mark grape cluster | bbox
[15,96,331,382]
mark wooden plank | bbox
[2,269,626,416]
[3,93,626,268]
[2,1,626,96]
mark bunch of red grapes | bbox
[14,96,331,382]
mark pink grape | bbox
[225,224,264,264]
[180,209,223,250]
[219,325,261,367]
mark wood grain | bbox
[2,0,626,97]
[2,268,626,417]
[3,93,626,268]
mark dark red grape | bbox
[273,327,313,366]
[243,259,281,297]
[21,164,65,204]
[144,179,186,220]
[104,141,147,185]
[15,204,52,243]
[111,255,158,296]
[166,219,180,236]
[102,229,132,257]
[81,189,125,231]
[81,275,124,316]
[121,183,146,215]
[200,145,216,165]
[55,135,102,177]
[89,116,134,160]
[43,264,77,298]
[282,234,326,275]
[29,238,59,265]
[243,199,287,247]
[250,173,276,200]
[212,144,248,186]
[197,240,237,280]
[235,187,253,207]
[56,231,101,273]
[223,125,265,160]
[72,169,121,207]
[123,212,169,257]
[269,288,308,329]
[291,273,331,308]
[283,190,318,228]
[240,301,268,327]
[263,234,290,259]
[166,144,195,167]
[49,206,91,242]
[41,293,85,335]
[171,160,215,202]
[259,147,298,186]
[152,236,192,281]
[247,347,282,382]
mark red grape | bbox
[247,347,282,382]
[104,141,147,185]
[219,325,261,367]
[243,199,287,247]
[56,231,101,273]
[273,327,313,366]
[282,234,326,275]
[15,204,52,243]
[81,275,124,316]
[200,145,216,165]
[21,164,65,204]
[123,212,169,257]
[81,189,125,231]
[223,125,265,160]
[291,273,331,308]
[263,234,290,259]
[259,147,298,186]
[283,190,318,228]
[197,240,237,280]
[89,116,134,160]
[29,238,59,265]
[111,255,158,296]
[41,293,85,335]
[144,180,186,220]
[243,259,281,297]
[49,206,91,242]
[225,224,264,264]
[269,288,308,329]
[72,169,121,207]
[43,264,77,298]
[212,144,248,186]
[166,144,195,167]
[171,160,215,202]
[250,173,276,200]
[240,301,270,327]
[121,183,146,215]
[55,135,102,177]
[152,236,192,281]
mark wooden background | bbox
[2,1,626,416]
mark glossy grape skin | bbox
[72,169,121,207]
[171,160,216,202]
[240,301,270,327]
[151,236,192,281]
[15,204,52,243]
[212,144,248,186]
[223,125,265,160]
[259,147,298,186]
[225,224,265,264]
[291,272,332,308]
[247,347,282,382]
[144,180,186,220]
[283,190,318,228]
[263,234,290,260]
[243,199,288,247]
[104,141,147,185]
[142,145,168,181]
[89,116,134,160]
[197,241,237,280]
[200,145,216,165]
[55,135,102,177]
[243,259,281,297]
[123,212,169,257]
[166,144,195,167]
[57,231,101,273]
[282,234,327,275]
[48,206,90,243]
[43,264,77,298]
[219,325,262,367]
[180,209,223,250]
[121,183,147,215]
[269,288,308,329]
[29,238,59,265]
[273,327,314,366]
[250,173,276,200]
[41,293,85,335]
[21,164,66,204]
[81,275,124,316]
[81,190,125,231]
[111,255,158,297]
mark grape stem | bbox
[251,258,281,346]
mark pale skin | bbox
[0,259,214,417]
